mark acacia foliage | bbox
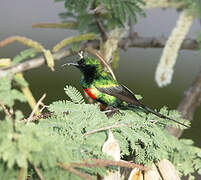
[0,78,201,179]
[55,0,146,32]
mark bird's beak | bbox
[62,62,79,67]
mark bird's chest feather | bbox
[83,85,121,107]
[81,76,121,106]
[83,87,98,100]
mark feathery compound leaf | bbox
[48,100,77,113]
[0,75,26,108]
[0,84,200,179]
[64,85,85,104]
[59,0,145,33]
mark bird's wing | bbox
[96,84,142,106]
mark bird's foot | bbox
[102,107,118,117]
[103,107,125,117]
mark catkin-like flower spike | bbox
[155,11,194,87]
[0,36,44,52]
[141,0,183,9]
[32,22,78,29]
[43,49,55,71]
[0,58,11,67]
[52,33,96,52]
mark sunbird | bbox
[64,53,189,128]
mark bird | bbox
[64,52,189,128]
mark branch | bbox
[70,159,148,171]
[83,123,129,137]
[0,47,74,78]
[57,163,95,180]
[0,36,198,78]
[57,158,147,178]
[22,112,53,122]
[91,0,108,41]
[86,48,116,80]
[26,93,46,124]
[119,36,199,50]
[17,167,27,180]
[33,165,45,180]
[0,100,13,119]
[167,69,201,137]
[0,100,16,133]
[94,13,108,41]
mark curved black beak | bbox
[62,62,79,67]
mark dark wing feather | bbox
[96,84,190,128]
[97,84,190,128]
[96,84,142,106]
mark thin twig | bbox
[17,167,27,180]
[86,48,116,80]
[57,163,95,180]
[33,164,45,180]
[95,13,108,41]
[22,112,53,122]
[92,159,147,171]
[0,100,13,119]
[60,159,147,171]
[26,93,46,124]
[83,123,129,137]
[0,100,16,132]
[91,0,108,41]
[39,104,48,112]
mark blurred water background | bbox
[0,0,200,147]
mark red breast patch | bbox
[83,88,97,100]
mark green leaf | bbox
[64,85,85,104]
[0,84,200,179]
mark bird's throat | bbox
[81,66,96,84]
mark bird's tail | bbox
[128,104,189,128]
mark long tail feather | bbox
[143,106,189,128]
[128,104,189,128]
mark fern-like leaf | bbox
[64,85,84,104]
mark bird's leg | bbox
[102,106,119,113]
[98,103,108,111]
[102,106,121,117]
[98,103,119,116]
[103,106,126,118]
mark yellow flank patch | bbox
[90,85,99,96]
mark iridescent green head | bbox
[77,56,102,69]
[65,52,104,75]
[64,51,115,86]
